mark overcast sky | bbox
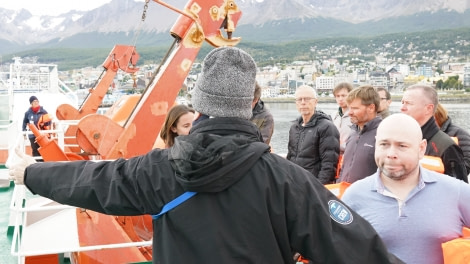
[0,0,142,16]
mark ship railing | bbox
[9,184,152,260]
[58,79,78,107]
[19,119,81,155]
[9,122,155,260]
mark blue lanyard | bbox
[151,191,197,220]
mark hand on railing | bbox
[7,147,37,185]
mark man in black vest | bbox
[401,84,468,182]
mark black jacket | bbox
[287,110,340,184]
[25,118,401,264]
[440,117,470,175]
[422,117,468,182]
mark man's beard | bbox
[381,167,406,181]
[379,163,418,181]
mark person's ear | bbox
[418,139,427,159]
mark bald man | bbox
[342,113,470,264]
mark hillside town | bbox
[63,40,470,100]
[1,40,470,103]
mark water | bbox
[265,101,470,155]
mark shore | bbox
[263,92,470,103]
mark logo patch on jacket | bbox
[328,200,353,225]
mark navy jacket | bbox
[22,106,49,139]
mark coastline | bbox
[263,93,470,104]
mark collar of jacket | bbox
[421,116,440,141]
[353,116,382,134]
[190,117,263,142]
[296,110,330,128]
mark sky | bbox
[0,0,141,16]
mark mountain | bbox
[0,0,469,54]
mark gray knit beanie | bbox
[192,47,256,119]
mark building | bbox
[315,76,335,94]
[416,64,433,78]
[464,64,470,87]
[369,71,389,89]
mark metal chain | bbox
[130,0,150,47]
[141,0,150,22]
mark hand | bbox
[7,147,37,185]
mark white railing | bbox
[9,185,152,260]
[8,120,154,262]
[58,79,78,107]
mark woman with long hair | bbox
[160,104,195,148]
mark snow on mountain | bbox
[0,0,469,46]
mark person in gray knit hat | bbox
[192,46,256,120]
[9,47,403,264]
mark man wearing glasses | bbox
[287,85,340,184]
[377,87,392,119]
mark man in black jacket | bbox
[287,85,340,184]
[9,47,403,264]
[401,84,468,182]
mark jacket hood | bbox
[168,118,269,193]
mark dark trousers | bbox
[28,137,43,161]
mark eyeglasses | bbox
[295,97,315,102]
[380,98,389,101]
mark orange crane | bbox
[74,0,242,160]
[55,45,140,153]
[26,0,243,263]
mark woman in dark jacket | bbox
[435,103,470,175]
